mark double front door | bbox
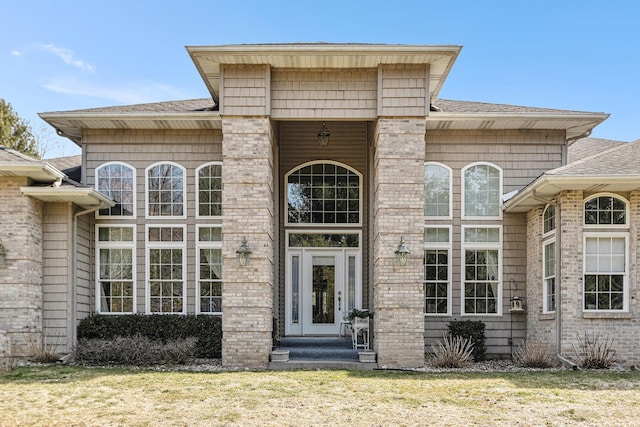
[285,236,361,336]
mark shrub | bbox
[430,333,475,368]
[572,332,621,369]
[23,332,61,363]
[75,335,196,365]
[513,341,556,368]
[77,314,222,359]
[448,320,486,361]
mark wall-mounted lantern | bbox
[317,122,330,146]
[0,240,6,265]
[394,237,410,266]
[236,237,252,266]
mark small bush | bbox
[448,320,486,361]
[430,333,475,368]
[75,335,197,365]
[572,332,621,369]
[77,314,221,358]
[24,333,60,363]
[513,341,556,368]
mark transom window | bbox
[146,225,186,314]
[96,162,135,217]
[197,226,222,314]
[584,234,627,311]
[462,162,502,219]
[146,162,185,218]
[286,162,361,225]
[584,195,627,226]
[96,226,135,314]
[462,226,502,315]
[197,162,222,217]
[424,163,451,218]
[543,205,556,234]
[424,227,451,315]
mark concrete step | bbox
[269,360,377,370]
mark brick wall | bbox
[0,177,43,359]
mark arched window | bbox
[424,162,452,218]
[462,162,502,219]
[584,194,627,226]
[196,162,222,218]
[286,161,361,225]
[96,162,135,217]
[543,205,556,234]
[146,162,185,218]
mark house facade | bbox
[2,43,638,369]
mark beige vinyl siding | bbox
[221,64,269,116]
[378,64,428,117]
[271,69,377,119]
[423,129,564,356]
[85,129,222,314]
[75,213,92,322]
[277,121,370,335]
[42,202,73,352]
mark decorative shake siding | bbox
[378,64,428,117]
[557,190,640,365]
[423,130,564,357]
[85,129,222,315]
[271,69,377,119]
[373,118,426,368]
[0,177,43,359]
[221,117,275,369]
[221,64,270,116]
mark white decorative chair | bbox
[351,317,370,350]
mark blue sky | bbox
[2,0,640,158]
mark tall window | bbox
[584,234,627,311]
[197,162,222,218]
[96,226,135,313]
[286,161,361,225]
[96,162,135,217]
[462,162,502,219]
[146,225,186,313]
[197,226,222,314]
[424,227,451,315]
[146,162,185,218]
[542,205,556,313]
[424,163,452,218]
[462,226,501,315]
[584,195,627,226]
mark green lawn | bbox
[1,366,639,426]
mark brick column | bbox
[372,118,426,368]
[221,117,274,369]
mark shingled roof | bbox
[567,137,627,163]
[46,98,217,115]
[549,138,640,177]
[432,99,599,115]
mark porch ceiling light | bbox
[317,122,330,146]
[0,240,6,265]
[236,237,252,266]
[394,237,410,266]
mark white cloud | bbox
[43,77,190,104]
[11,50,22,56]
[38,44,95,71]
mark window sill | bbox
[538,313,555,321]
[582,312,631,320]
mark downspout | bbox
[532,192,577,369]
[563,130,592,165]
[71,201,108,350]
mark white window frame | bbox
[583,193,629,228]
[543,204,556,237]
[424,162,453,220]
[461,225,503,316]
[582,232,629,312]
[145,224,187,314]
[284,160,363,227]
[461,162,503,220]
[196,225,223,315]
[424,225,452,316]
[542,239,556,313]
[95,161,136,219]
[195,161,223,219]
[95,225,136,314]
[145,161,187,220]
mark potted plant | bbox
[346,308,372,321]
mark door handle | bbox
[338,291,342,311]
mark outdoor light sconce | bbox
[509,296,525,312]
[394,237,410,266]
[0,240,6,266]
[236,237,252,266]
[317,122,330,146]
